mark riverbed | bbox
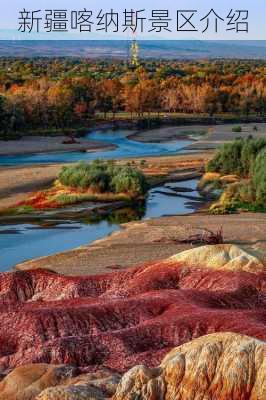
[0,129,194,166]
[0,179,202,271]
[0,128,203,271]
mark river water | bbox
[0,129,202,271]
[0,129,194,166]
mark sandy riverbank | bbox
[16,212,266,276]
[130,123,266,150]
[2,122,265,157]
[0,135,116,156]
[2,123,266,277]
[0,153,209,210]
[2,121,265,209]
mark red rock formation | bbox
[1,333,264,400]
[113,332,266,400]
[0,245,265,374]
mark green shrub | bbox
[232,126,242,133]
[207,139,244,175]
[58,161,111,192]
[206,138,266,213]
[9,205,35,215]
[253,148,266,206]
[111,166,148,196]
[58,160,148,197]
[240,138,266,176]
[207,137,266,177]
[237,183,256,204]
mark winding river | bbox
[0,129,202,271]
[0,129,194,166]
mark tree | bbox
[47,84,74,128]
[253,148,266,206]
[202,87,221,116]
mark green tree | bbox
[253,148,266,206]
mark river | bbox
[0,129,202,271]
[0,129,194,166]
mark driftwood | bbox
[154,190,204,202]
[180,227,224,245]
[164,185,194,193]
[153,227,224,245]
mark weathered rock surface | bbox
[0,364,78,400]
[113,332,266,400]
[2,333,264,400]
[0,245,265,375]
[36,371,120,400]
[0,363,119,400]
[170,244,265,272]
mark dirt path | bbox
[16,213,266,276]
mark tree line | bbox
[0,59,265,133]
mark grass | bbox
[1,191,134,216]
[232,126,242,133]
[0,205,36,216]
[53,192,132,206]
[180,130,207,137]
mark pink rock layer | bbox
[0,260,265,374]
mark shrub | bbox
[207,140,244,175]
[58,160,148,197]
[232,126,242,133]
[111,166,148,196]
[237,182,256,204]
[253,148,266,206]
[197,172,221,191]
[207,137,266,177]
[209,201,237,215]
[58,161,111,192]
[206,138,266,213]
[240,138,266,176]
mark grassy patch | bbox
[53,192,132,206]
[1,205,36,216]
[232,125,242,133]
[180,130,207,138]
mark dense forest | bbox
[0,58,265,133]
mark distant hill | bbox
[0,40,265,59]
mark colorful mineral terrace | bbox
[0,244,265,399]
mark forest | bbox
[0,58,265,134]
